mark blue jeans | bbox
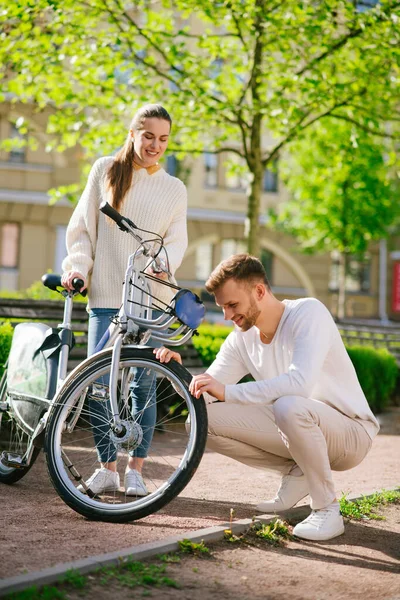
[87,308,159,463]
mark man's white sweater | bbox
[207,298,380,440]
[62,157,188,309]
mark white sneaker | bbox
[77,468,120,495]
[256,474,309,513]
[125,468,148,497]
[293,503,345,541]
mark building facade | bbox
[1,104,399,321]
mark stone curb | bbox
[0,486,398,597]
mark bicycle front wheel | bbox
[45,347,207,522]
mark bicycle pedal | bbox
[1,451,28,469]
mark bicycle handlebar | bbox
[72,278,87,296]
[99,201,169,274]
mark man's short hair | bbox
[205,253,270,294]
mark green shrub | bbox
[192,335,226,366]
[0,322,13,377]
[0,277,87,303]
[346,345,398,414]
[197,324,233,340]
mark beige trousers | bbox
[206,396,372,510]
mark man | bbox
[155,254,379,541]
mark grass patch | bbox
[98,560,179,589]
[178,539,210,556]
[4,586,67,600]
[62,569,87,589]
[339,489,400,520]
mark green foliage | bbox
[178,539,210,556]
[272,121,400,256]
[0,322,13,377]
[346,345,398,413]
[1,0,399,254]
[339,489,400,520]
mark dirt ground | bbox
[45,503,400,600]
[0,409,399,581]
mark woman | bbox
[61,104,188,496]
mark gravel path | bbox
[0,409,399,579]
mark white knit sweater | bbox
[62,157,188,310]
[207,298,379,441]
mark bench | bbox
[336,322,400,366]
[0,298,204,374]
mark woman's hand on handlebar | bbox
[153,347,182,365]
[61,271,87,292]
[144,265,169,280]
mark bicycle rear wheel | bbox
[45,347,207,522]
[0,367,41,484]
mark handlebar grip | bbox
[99,201,137,232]
[72,277,87,297]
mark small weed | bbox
[178,539,210,556]
[251,519,292,546]
[63,569,87,589]
[192,567,199,573]
[224,507,244,543]
[339,489,400,521]
[158,552,181,563]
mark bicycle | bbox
[0,201,207,523]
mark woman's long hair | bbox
[106,104,172,212]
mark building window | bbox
[8,124,26,163]
[225,155,247,191]
[263,161,278,193]
[54,226,67,274]
[204,153,218,188]
[195,242,213,281]
[220,239,247,262]
[329,252,371,293]
[0,222,20,291]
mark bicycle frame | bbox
[1,203,205,471]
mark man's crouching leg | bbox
[273,395,372,541]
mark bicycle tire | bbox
[0,368,41,484]
[45,347,208,523]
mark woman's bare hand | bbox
[61,271,87,292]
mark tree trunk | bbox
[337,252,348,320]
[246,155,263,256]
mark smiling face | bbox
[131,117,170,167]
[214,278,263,331]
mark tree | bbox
[1,0,400,255]
[271,121,400,318]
